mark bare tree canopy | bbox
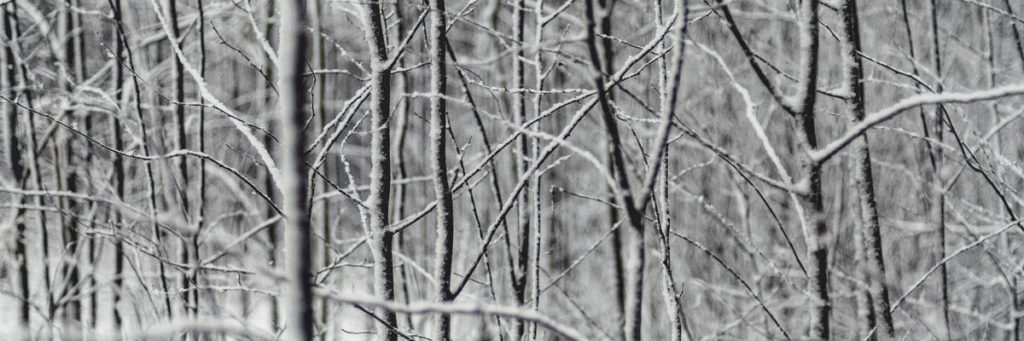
[3,0,1024,340]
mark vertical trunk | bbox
[529,2,544,339]
[391,0,416,332]
[1002,0,1024,72]
[837,0,896,339]
[361,0,398,339]
[109,0,127,328]
[658,155,687,341]
[598,0,628,335]
[428,0,455,338]
[72,1,99,327]
[987,4,1023,339]
[439,10,512,336]
[278,0,313,340]
[166,0,194,318]
[791,0,828,339]
[511,1,531,337]
[583,0,647,339]
[263,0,281,328]
[11,0,52,325]
[110,0,172,319]
[168,0,189,215]
[311,1,331,337]
[60,2,82,324]
[655,1,689,340]
[193,0,208,323]
[927,1,952,338]
[897,5,941,334]
[2,0,29,327]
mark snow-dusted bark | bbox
[7,0,1024,339]
[360,0,398,339]
[428,0,455,339]
[838,0,895,339]
[656,2,689,340]
[790,0,829,339]
[390,0,415,332]
[277,0,313,340]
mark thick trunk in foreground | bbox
[277,0,313,340]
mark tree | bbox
[277,0,313,339]
[360,0,398,339]
[428,0,455,338]
[3,0,1024,340]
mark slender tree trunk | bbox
[9,1,53,326]
[263,0,281,328]
[109,0,127,328]
[391,0,416,332]
[791,0,828,339]
[583,1,649,339]
[389,0,413,329]
[1002,0,1024,72]
[598,1,628,336]
[166,0,194,318]
[428,0,455,338]
[926,1,952,338]
[72,1,99,327]
[194,0,208,324]
[655,1,689,340]
[109,0,172,320]
[311,1,332,338]
[511,0,531,337]
[2,0,29,327]
[529,1,545,339]
[837,1,896,339]
[361,0,398,339]
[60,2,83,324]
[278,0,313,340]
[443,24,509,339]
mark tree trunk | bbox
[2,0,29,327]
[278,0,313,340]
[511,0,531,338]
[838,0,896,339]
[361,0,398,339]
[791,0,828,339]
[429,0,455,338]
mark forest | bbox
[2,0,1024,339]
